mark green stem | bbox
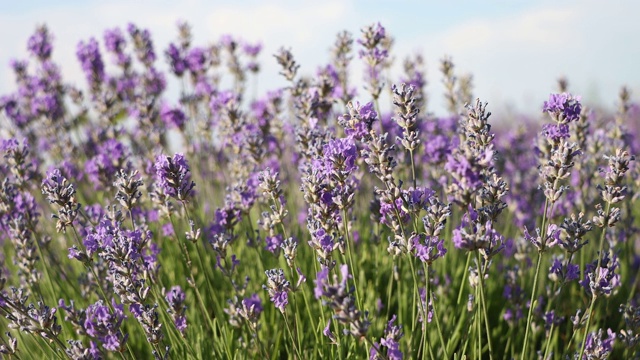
[476,282,481,360]
[343,209,362,309]
[476,252,493,360]
[456,252,472,306]
[425,266,435,360]
[543,322,555,360]
[283,312,303,360]
[521,252,542,359]
[578,296,597,359]
[409,149,417,189]
[426,263,449,359]
[408,258,420,356]
[521,197,549,360]
[595,202,612,270]
[578,202,611,359]
[364,336,390,360]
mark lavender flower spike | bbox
[154,153,195,202]
[262,268,291,313]
[542,93,582,123]
[165,286,188,334]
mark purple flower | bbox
[165,43,186,76]
[524,224,560,252]
[403,187,434,213]
[76,38,105,90]
[265,234,283,254]
[165,286,187,333]
[104,28,126,54]
[358,23,388,98]
[84,300,128,352]
[185,47,207,73]
[542,123,570,140]
[314,266,330,299]
[542,93,582,123]
[322,137,358,176]
[103,28,130,67]
[339,101,378,140]
[316,265,369,338]
[161,223,174,237]
[581,254,621,297]
[142,67,166,97]
[85,138,129,189]
[160,102,187,129]
[243,42,262,57]
[445,153,484,192]
[371,314,404,359]
[220,34,236,49]
[262,269,291,313]
[548,255,580,283]
[226,293,262,330]
[0,95,29,127]
[583,328,615,359]
[27,25,53,61]
[165,286,185,306]
[412,234,447,265]
[323,319,337,344]
[127,23,156,66]
[453,209,504,256]
[380,197,409,226]
[1,138,18,153]
[154,153,195,202]
[543,311,563,330]
[241,294,263,316]
[422,134,450,164]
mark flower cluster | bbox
[1,20,640,360]
[154,153,195,202]
[315,265,370,339]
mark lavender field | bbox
[0,19,639,360]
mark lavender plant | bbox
[0,21,638,360]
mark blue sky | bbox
[1,0,638,116]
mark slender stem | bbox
[40,336,66,360]
[374,98,383,134]
[456,252,472,306]
[426,263,449,359]
[283,312,302,360]
[543,322,555,360]
[386,258,395,320]
[475,252,493,360]
[168,215,216,335]
[503,332,512,360]
[252,327,270,360]
[475,282,481,360]
[343,209,361,309]
[425,265,435,360]
[182,202,218,314]
[409,149,417,189]
[70,225,114,312]
[407,257,420,355]
[521,252,542,359]
[578,203,611,359]
[595,202,612,270]
[578,296,597,359]
[363,336,390,360]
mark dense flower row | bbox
[0,21,639,360]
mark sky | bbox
[1,0,638,117]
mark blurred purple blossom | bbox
[543,93,582,123]
[154,153,195,202]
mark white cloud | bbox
[1,0,638,118]
[0,0,356,103]
[395,1,640,116]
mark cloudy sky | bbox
[1,0,638,116]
